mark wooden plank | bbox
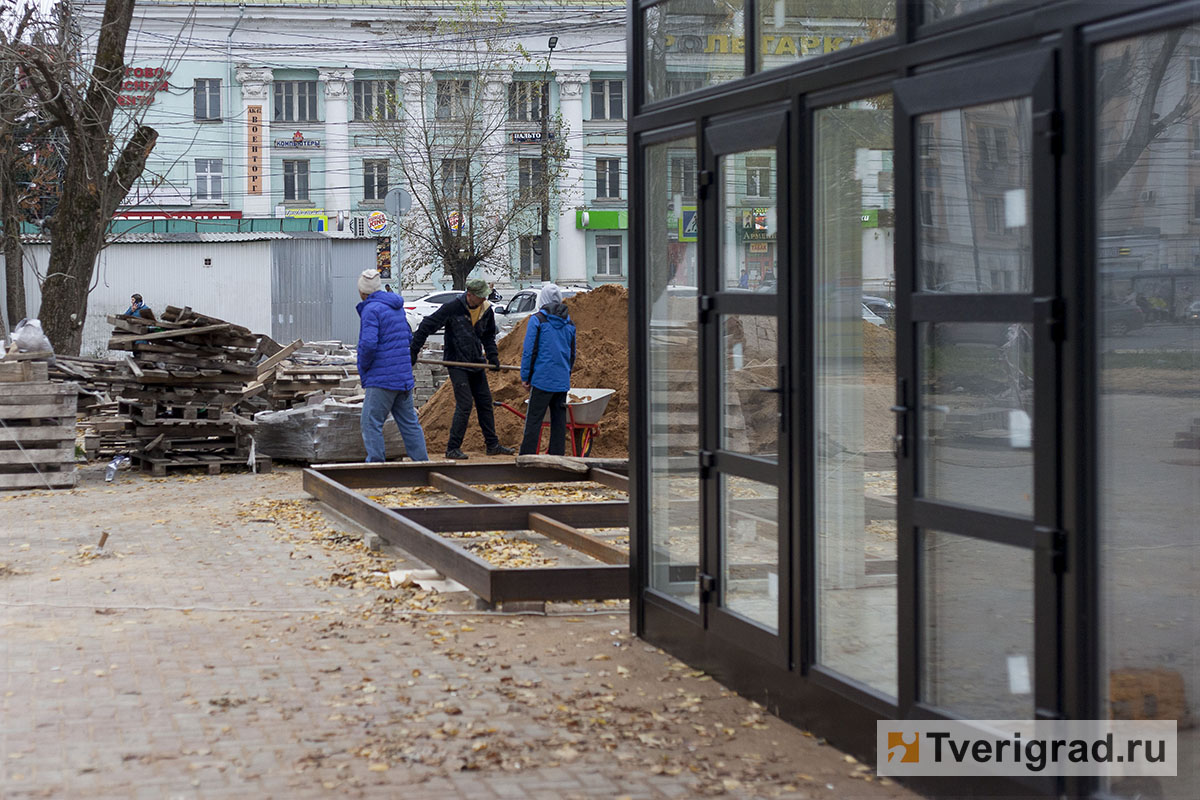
[0,382,79,398]
[0,404,76,419]
[515,454,589,473]
[303,468,497,600]
[255,339,304,378]
[0,470,77,490]
[0,351,53,362]
[427,471,505,505]
[528,512,627,564]
[0,447,75,465]
[395,501,629,532]
[588,467,629,492]
[490,564,628,602]
[106,323,232,345]
[123,356,144,378]
[0,426,76,444]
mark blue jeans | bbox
[360,387,428,462]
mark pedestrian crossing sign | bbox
[679,206,698,242]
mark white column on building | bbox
[481,71,512,285]
[236,66,273,218]
[554,71,590,284]
[319,68,354,224]
[400,71,433,285]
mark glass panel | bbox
[757,1,896,72]
[721,475,778,631]
[647,137,702,608]
[644,0,745,105]
[814,95,896,698]
[719,148,778,292]
[922,530,1033,718]
[919,322,1033,516]
[916,99,1032,293]
[1097,26,1200,800]
[721,315,778,456]
[923,0,1041,23]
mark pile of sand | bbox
[418,285,630,457]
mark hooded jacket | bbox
[356,290,415,391]
[410,293,499,369]
[520,301,576,392]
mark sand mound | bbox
[418,285,630,457]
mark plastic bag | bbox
[12,318,54,355]
[104,455,132,482]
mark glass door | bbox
[894,51,1064,724]
[699,107,790,662]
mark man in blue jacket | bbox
[356,269,428,462]
[518,295,576,455]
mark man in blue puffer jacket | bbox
[356,269,428,462]
[518,291,576,455]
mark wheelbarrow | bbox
[494,388,616,456]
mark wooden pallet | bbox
[0,382,79,490]
[130,453,272,476]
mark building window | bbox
[518,157,544,200]
[274,80,318,123]
[590,80,624,120]
[1193,187,1200,220]
[666,74,706,97]
[985,196,1004,233]
[746,156,772,197]
[977,126,1009,165]
[596,158,621,199]
[596,234,622,276]
[509,81,544,122]
[354,80,397,121]
[440,158,469,198]
[194,158,222,201]
[283,160,309,201]
[436,80,471,120]
[363,159,388,201]
[519,235,542,276]
[194,79,221,121]
[920,190,934,225]
[1190,56,1200,84]
[918,121,934,158]
[670,155,696,199]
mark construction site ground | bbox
[0,464,915,800]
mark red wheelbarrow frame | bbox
[493,401,598,456]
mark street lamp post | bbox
[539,36,557,282]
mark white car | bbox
[495,285,590,334]
[403,289,462,331]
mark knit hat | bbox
[358,269,382,295]
[465,278,489,299]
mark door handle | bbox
[758,386,782,394]
[890,378,909,459]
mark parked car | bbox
[861,303,886,327]
[1101,300,1145,336]
[1185,300,1200,325]
[495,285,590,334]
[862,295,895,326]
[403,289,463,331]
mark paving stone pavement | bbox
[0,465,916,800]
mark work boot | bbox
[486,444,515,456]
[445,449,469,460]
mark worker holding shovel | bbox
[410,278,515,460]
[518,288,576,456]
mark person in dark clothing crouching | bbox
[518,291,576,455]
[410,278,514,460]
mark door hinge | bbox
[1033,109,1062,155]
[699,572,717,601]
[1036,526,1067,574]
[699,449,715,478]
[698,169,714,198]
[1034,296,1065,343]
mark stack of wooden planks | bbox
[0,365,79,490]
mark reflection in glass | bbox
[813,96,897,698]
[719,149,778,292]
[923,0,1041,22]
[721,315,778,456]
[721,475,778,631]
[922,530,1034,718]
[919,322,1034,516]
[758,1,896,72]
[644,0,745,105]
[646,138,702,608]
[1097,27,1200,800]
[916,99,1032,293]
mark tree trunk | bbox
[1,176,25,330]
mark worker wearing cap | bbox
[356,268,429,462]
[410,278,514,460]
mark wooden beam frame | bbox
[303,461,630,603]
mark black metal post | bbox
[539,37,557,282]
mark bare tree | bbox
[373,4,568,290]
[14,0,158,355]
